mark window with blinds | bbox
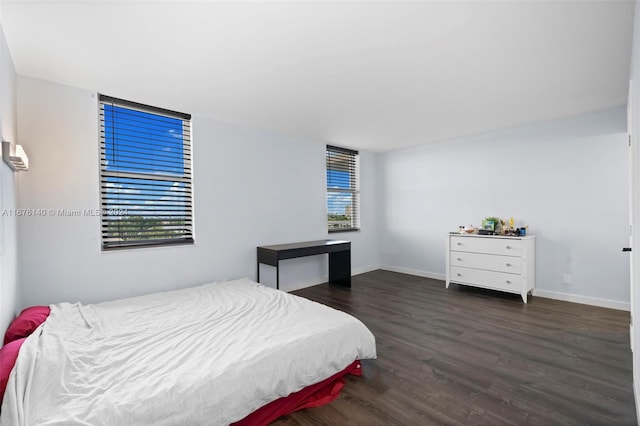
[99,95,193,250]
[326,145,360,232]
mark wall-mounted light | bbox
[2,141,29,171]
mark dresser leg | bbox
[521,293,527,304]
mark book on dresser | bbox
[446,233,536,303]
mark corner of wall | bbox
[630,0,640,423]
[0,21,19,336]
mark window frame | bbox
[326,145,360,233]
[98,94,194,250]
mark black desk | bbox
[257,240,351,290]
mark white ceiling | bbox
[0,1,636,152]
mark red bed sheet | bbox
[232,360,362,426]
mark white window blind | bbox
[99,95,194,250]
[326,145,360,232]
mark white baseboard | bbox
[352,265,380,276]
[284,276,327,292]
[376,267,629,311]
[532,289,630,311]
[288,267,630,311]
[283,265,380,292]
[379,265,446,281]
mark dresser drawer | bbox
[450,236,522,257]
[450,251,522,274]
[450,266,521,292]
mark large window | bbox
[99,95,193,250]
[326,145,359,232]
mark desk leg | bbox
[329,250,351,288]
[257,262,260,283]
[276,262,280,290]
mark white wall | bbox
[377,106,630,308]
[16,76,379,308]
[0,22,18,336]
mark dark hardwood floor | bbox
[273,270,636,425]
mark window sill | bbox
[328,228,360,234]
[102,239,194,251]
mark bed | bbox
[0,278,376,425]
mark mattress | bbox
[0,278,376,425]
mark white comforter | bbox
[0,278,376,425]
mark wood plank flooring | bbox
[273,270,636,425]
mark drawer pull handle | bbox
[506,263,511,267]
[506,280,511,284]
[506,245,512,249]
[457,273,461,277]
[457,242,462,246]
[457,258,462,261]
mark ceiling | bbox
[0,1,636,152]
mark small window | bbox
[99,95,193,250]
[326,145,360,232]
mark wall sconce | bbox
[2,141,29,171]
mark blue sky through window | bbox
[103,105,185,176]
[102,105,189,217]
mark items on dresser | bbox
[446,234,536,303]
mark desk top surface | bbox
[258,239,350,251]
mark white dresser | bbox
[446,234,536,303]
